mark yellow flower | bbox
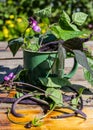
[26,28,31,33]
[17,18,22,23]
[39,23,48,34]
[3,26,9,38]
[9,23,15,28]
[5,20,12,25]
[5,20,15,28]
[9,15,14,19]
[41,29,46,34]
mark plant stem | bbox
[14,82,45,93]
[39,103,56,120]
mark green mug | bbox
[23,50,78,83]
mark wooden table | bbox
[0,41,93,130]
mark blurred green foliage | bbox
[0,0,93,41]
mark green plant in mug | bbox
[8,7,93,77]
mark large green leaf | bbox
[61,30,84,41]
[45,88,63,106]
[39,77,71,88]
[35,7,52,17]
[51,25,84,40]
[8,37,24,56]
[72,12,88,26]
[73,50,93,76]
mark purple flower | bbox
[32,25,41,32]
[8,72,14,78]
[28,17,37,26]
[4,76,10,81]
[4,72,15,81]
[28,17,41,32]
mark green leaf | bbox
[35,7,52,17]
[32,117,42,127]
[61,11,71,23]
[14,69,29,82]
[8,37,24,56]
[68,23,80,31]
[51,25,62,39]
[61,30,84,41]
[72,12,88,26]
[72,88,84,108]
[84,57,93,85]
[15,92,24,98]
[25,34,40,51]
[45,88,62,106]
[51,25,84,40]
[73,50,93,76]
[59,11,79,31]
[39,77,71,88]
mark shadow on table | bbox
[0,65,93,95]
[0,65,23,83]
[62,84,93,95]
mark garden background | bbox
[0,0,93,41]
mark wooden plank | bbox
[0,104,93,130]
[0,42,23,59]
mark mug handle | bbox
[63,57,78,79]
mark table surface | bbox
[0,41,93,130]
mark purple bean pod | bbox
[11,94,49,117]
